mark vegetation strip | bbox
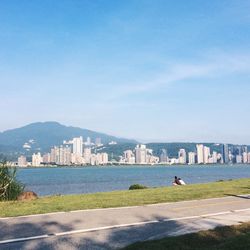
[1,178,250,218]
[123,221,250,250]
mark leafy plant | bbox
[129,184,148,190]
[0,162,24,201]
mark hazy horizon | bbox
[0,120,248,146]
[1,1,250,144]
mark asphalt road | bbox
[1,194,250,249]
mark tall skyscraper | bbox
[212,151,218,164]
[135,144,147,164]
[160,149,168,163]
[247,153,250,164]
[84,147,91,164]
[178,149,187,164]
[196,144,204,164]
[222,144,229,164]
[73,137,83,156]
[203,146,210,164]
[124,150,135,164]
[188,152,196,165]
[243,152,248,164]
[32,153,42,167]
[18,155,27,167]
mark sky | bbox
[0,0,250,144]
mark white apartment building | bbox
[18,155,27,167]
[135,144,147,164]
[247,153,250,164]
[243,152,248,164]
[188,152,196,165]
[196,144,204,164]
[73,136,83,156]
[203,146,210,164]
[32,153,42,166]
[83,147,91,164]
[123,150,135,164]
[212,151,218,164]
[71,153,85,165]
[178,149,187,164]
[236,155,242,164]
[42,153,51,164]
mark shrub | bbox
[0,162,25,201]
[129,184,148,190]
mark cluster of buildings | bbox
[119,144,250,165]
[18,136,108,167]
[17,140,250,167]
[119,144,160,164]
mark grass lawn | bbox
[1,178,250,217]
[123,221,250,250]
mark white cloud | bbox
[106,51,250,100]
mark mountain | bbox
[0,122,137,155]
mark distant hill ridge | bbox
[0,121,137,154]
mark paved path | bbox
[1,194,250,249]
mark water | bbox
[16,165,250,196]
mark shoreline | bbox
[15,163,250,169]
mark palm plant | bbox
[0,162,24,201]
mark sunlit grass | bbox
[124,221,250,250]
[1,178,250,217]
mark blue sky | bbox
[0,0,250,144]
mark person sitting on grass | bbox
[173,176,181,186]
[178,177,186,185]
[173,176,186,186]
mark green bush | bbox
[0,162,25,201]
[129,184,148,190]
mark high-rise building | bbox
[101,153,109,165]
[188,152,196,165]
[32,153,42,167]
[135,144,147,164]
[160,149,168,163]
[247,153,250,164]
[42,153,51,164]
[236,155,242,164]
[243,152,248,164]
[196,144,204,164]
[58,146,71,165]
[84,147,91,164]
[212,151,218,164]
[178,149,187,164]
[73,137,83,156]
[203,146,210,164]
[222,144,229,164]
[18,155,27,167]
[50,146,59,163]
[124,150,135,164]
[243,146,248,154]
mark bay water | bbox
[16,165,250,196]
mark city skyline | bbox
[1,1,250,144]
[16,134,250,167]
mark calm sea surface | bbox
[16,165,250,196]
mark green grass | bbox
[123,221,250,250]
[1,178,250,218]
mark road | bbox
[1,194,250,249]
